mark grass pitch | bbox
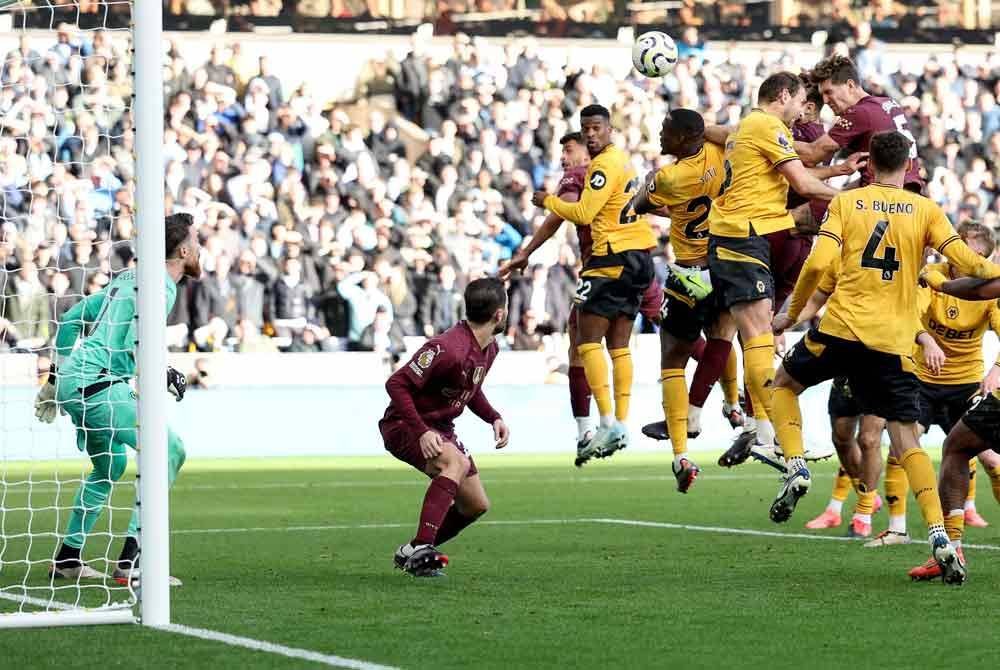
[3,452,999,669]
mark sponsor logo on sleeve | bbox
[589,170,607,190]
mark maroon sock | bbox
[690,336,706,362]
[688,338,732,409]
[434,506,482,546]
[412,476,459,546]
[744,388,754,417]
[568,365,592,418]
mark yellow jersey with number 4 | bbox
[647,142,726,264]
[545,144,656,257]
[788,184,1000,357]
[707,109,800,239]
[916,262,1000,385]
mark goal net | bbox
[0,0,165,628]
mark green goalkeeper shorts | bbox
[57,376,140,457]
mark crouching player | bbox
[379,277,510,577]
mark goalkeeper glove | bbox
[167,366,187,402]
[34,364,59,424]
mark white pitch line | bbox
[590,518,1000,552]
[170,516,1000,552]
[157,623,401,670]
[0,590,74,611]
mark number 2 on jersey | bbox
[619,177,639,225]
[683,195,712,240]
[861,219,900,281]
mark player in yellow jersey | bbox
[782,258,887,539]
[706,72,858,519]
[906,240,1000,579]
[629,109,728,492]
[533,104,657,460]
[772,130,1000,583]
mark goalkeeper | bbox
[35,213,201,586]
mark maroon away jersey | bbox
[382,321,499,433]
[828,95,923,190]
[558,165,592,265]
[788,120,830,221]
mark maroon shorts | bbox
[639,276,663,320]
[378,418,478,477]
[766,230,813,309]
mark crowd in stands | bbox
[1,22,1000,363]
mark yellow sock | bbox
[944,508,965,543]
[742,333,775,424]
[578,343,612,419]
[831,468,851,503]
[744,368,769,421]
[967,459,977,505]
[609,348,633,422]
[899,447,945,530]
[884,456,908,518]
[987,465,1000,504]
[661,369,688,456]
[851,478,876,516]
[721,347,739,407]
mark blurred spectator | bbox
[187,357,214,389]
[355,304,406,363]
[421,264,463,337]
[192,250,239,350]
[508,263,571,337]
[272,256,315,342]
[1,261,50,350]
[337,269,393,347]
[511,309,545,351]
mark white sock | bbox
[786,456,806,474]
[600,414,614,428]
[673,453,689,469]
[743,416,757,434]
[687,406,702,432]
[964,500,976,512]
[827,499,844,515]
[756,419,775,445]
[852,513,871,525]
[576,417,594,441]
[888,514,907,534]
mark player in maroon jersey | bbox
[500,132,662,466]
[380,277,510,577]
[797,55,923,193]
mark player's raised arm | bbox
[703,124,733,146]
[536,156,614,226]
[782,197,843,327]
[926,212,1000,285]
[794,133,842,166]
[776,159,839,201]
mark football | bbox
[631,31,678,78]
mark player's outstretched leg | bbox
[963,459,989,527]
[866,455,911,547]
[114,429,187,587]
[769,362,811,523]
[806,467,850,530]
[567,317,596,467]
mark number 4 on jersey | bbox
[861,219,900,281]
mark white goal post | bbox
[0,0,167,628]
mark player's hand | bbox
[772,313,795,336]
[919,268,948,291]
[167,366,187,402]
[493,419,510,449]
[498,252,529,279]
[774,332,787,358]
[981,365,1000,395]
[838,152,869,176]
[419,430,445,459]
[922,340,946,376]
[34,380,58,424]
[531,191,549,208]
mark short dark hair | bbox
[464,277,506,324]
[869,131,911,173]
[560,131,583,145]
[757,72,803,104]
[579,104,610,121]
[958,222,997,257]
[665,108,705,137]
[801,75,823,108]
[165,213,194,259]
[810,55,860,87]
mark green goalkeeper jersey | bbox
[56,268,177,385]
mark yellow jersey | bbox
[916,262,1000,385]
[545,144,657,257]
[707,109,800,238]
[787,184,1000,357]
[647,142,726,264]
